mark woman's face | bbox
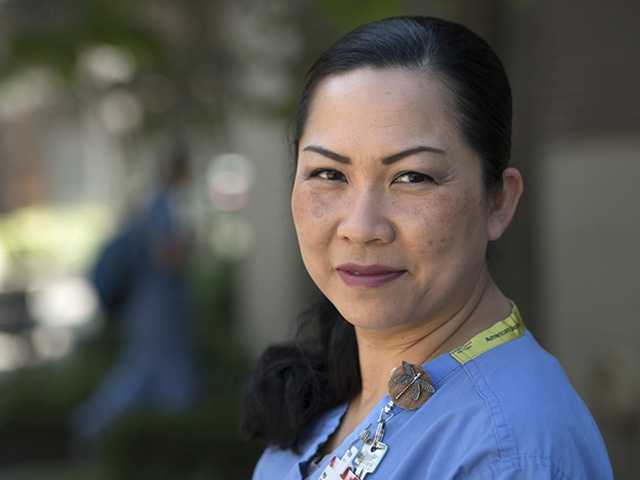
[292,67,496,331]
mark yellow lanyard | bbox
[450,303,525,365]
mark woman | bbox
[242,16,613,479]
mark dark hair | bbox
[241,15,513,450]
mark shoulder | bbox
[459,331,613,479]
[252,446,299,480]
[251,404,347,480]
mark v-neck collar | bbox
[295,303,525,479]
[296,349,462,479]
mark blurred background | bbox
[0,0,637,478]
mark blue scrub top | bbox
[252,326,613,479]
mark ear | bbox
[487,167,524,241]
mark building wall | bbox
[512,1,640,477]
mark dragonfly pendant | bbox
[387,361,435,410]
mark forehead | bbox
[302,67,459,151]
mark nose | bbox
[337,190,395,245]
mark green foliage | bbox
[0,205,112,278]
[0,0,229,133]
[0,328,117,465]
[2,0,163,80]
[0,247,256,475]
[101,393,260,479]
[318,0,404,32]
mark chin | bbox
[334,301,407,330]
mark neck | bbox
[352,270,511,410]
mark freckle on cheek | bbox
[312,205,324,219]
[310,191,329,219]
[434,235,454,254]
[410,203,425,217]
[311,199,324,219]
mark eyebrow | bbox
[301,144,446,165]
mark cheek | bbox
[310,191,330,219]
[291,185,337,250]
[399,190,483,256]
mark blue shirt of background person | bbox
[71,144,199,441]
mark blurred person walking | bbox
[71,143,200,442]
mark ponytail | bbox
[240,296,360,450]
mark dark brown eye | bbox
[393,172,433,184]
[310,169,346,182]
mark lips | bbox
[336,263,406,288]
